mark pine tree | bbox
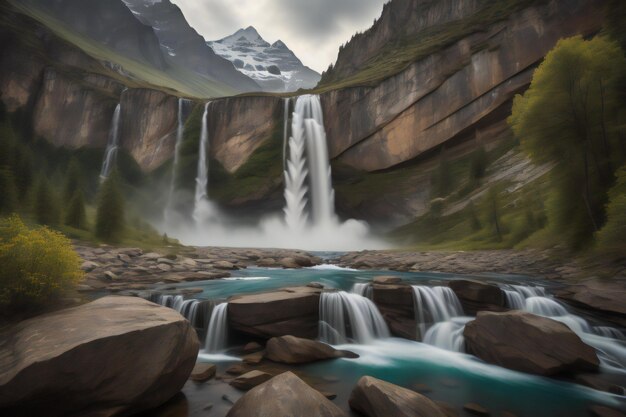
[0,167,18,215]
[63,157,83,201]
[95,170,125,242]
[34,177,60,226]
[65,189,88,230]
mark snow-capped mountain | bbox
[208,27,320,92]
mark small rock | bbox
[142,252,162,260]
[463,402,489,416]
[279,257,300,269]
[157,264,172,272]
[157,258,175,265]
[435,401,459,417]
[190,363,216,382]
[81,261,99,272]
[243,342,263,353]
[103,271,117,281]
[230,370,273,390]
[257,258,277,267]
[307,282,324,289]
[117,253,131,263]
[214,260,237,270]
[242,351,264,365]
[76,284,95,292]
[222,394,235,405]
[412,383,432,393]
[265,335,357,364]
[226,363,249,375]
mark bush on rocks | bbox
[0,215,83,312]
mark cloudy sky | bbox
[170,0,387,73]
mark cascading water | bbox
[100,103,121,180]
[163,98,187,227]
[205,302,229,353]
[192,102,217,226]
[319,291,390,344]
[283,94,337,230]
[502,284,626,370]
[351,283,373,299]
[282,97,290,171]
[411,286,464,337]
[152,294,201,328]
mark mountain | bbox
[208,26,320,92]
[18,0,259,96]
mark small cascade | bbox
[152,294,201,328]
[205,302,229,353]
[283,94,337,230]
[100,103,121,179]
[501,284,626,369]
[351,283,373,299]
[319,291,390,344]
[192,102,216,226]
[423,317,472,352]
[412,286,464,338]
[163,98,187,226]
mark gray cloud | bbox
[170,0,386,73]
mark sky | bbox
[170,0,387,73]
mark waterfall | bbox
[351,283,373,299]
[152,294,201,328]
[193,102,216,226]
[501,284,626,369]
[282,97,290,171]
[283,94,337,230]
[163,98,187,225]
[318,291,390,344]
[100,103,121,180]
[412,286,464,338]
[205,302,229,352]
[423,317,472,352]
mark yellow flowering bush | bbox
[0,215,83,311]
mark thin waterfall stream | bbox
[100,103,121,180]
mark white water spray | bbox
[100,103,121,180]
[192,102,217,226]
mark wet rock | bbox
[371,284,416,340]
[226,372,346,417]
[243,341,263,353]
[0,297,199,417]
[307,282,324,289]
[373,276,402,285]
[230,370,273,390]
[464,311,599,376]
[157,263,172,272]
[265,335,357,364]
[436,401,459,417]
[279,257,301,269]
[256,258,277,267]
[349,376,446,417]
[589,405,626,417]
[228,287,322,339]
[242,351,265,365]
[555,279,626,326]
[448,280,505,314]
[190,363,216,382]
[463,402,489,416]
[412,383,432,393]
[226,363,250,375]
[294,255,315,267]
[117,253,131,263]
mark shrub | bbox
[0,215,83,312]
[596,166,626,250]
[65,189,88,230]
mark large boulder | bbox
[464,311,599,376]
[349,376,447,417]
[265,335,357,364]
[555,279,626,327]
[0,296,199,417]
[228,287,321,339]
[372,284,417,340]
[448,280,505,314]
[226,371,346,417]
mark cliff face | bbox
[320,0,605,172]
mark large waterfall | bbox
[283,95,337,229]
[192,102,216,226]
[163,98,187,227]
[100,103,121,180]
[319,291,390,344]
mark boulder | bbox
[190,363,216,382]
[265,335,357,364]
[214,260,238,270]
[555,279,626,326]
[448,280,505,313]
[279,257,301,269]
[0,296,199,417]
[464,311,599,376]
[226,372,346,417]
[230,370,273,390]
[349,376,446,417]
[256,258,277,267]
[242,341,263,353]
[228,287,321,339]
[372,284,417,340]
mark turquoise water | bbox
[160,266,626,416]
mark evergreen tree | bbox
[63,157,83,201]
[65,189,88,230]
[0,167,18,215]
[34,177,60,226]
[95,170,125,242]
